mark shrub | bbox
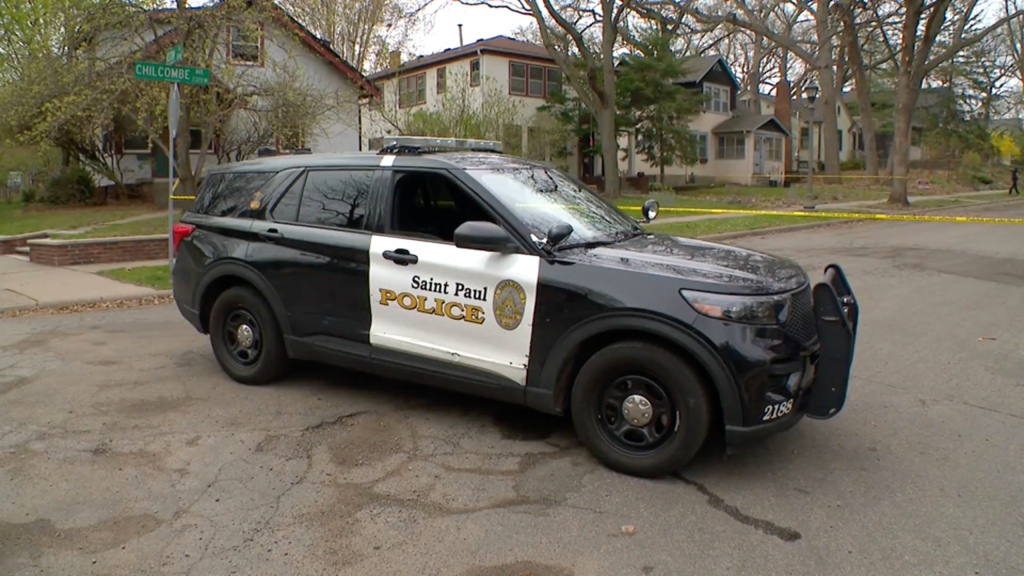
[840,159,864,171]
[974,174,994,185]
[20,187,38,204]
[43,166,96,205]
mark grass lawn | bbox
[61,213,171,239]
[0,202,159,236]
[100,265,171,290]
[645,214,844,238]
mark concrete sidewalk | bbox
[0,256,166,313]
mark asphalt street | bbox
[2,201,1023,576]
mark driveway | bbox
[2,202,1022,576]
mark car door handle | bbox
[382,249,418,266]
[259,229,283,242]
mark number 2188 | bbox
[762,399,795,421]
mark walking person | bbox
[1011,166,1020,196]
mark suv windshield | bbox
[466,166,643,248]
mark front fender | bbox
[526,311,742,427]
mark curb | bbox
[0,291,174,317]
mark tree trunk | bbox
[889,73,917,205]
[597,103,619,196]
[839,1,879,175]
[750,34,764,114]
[815,0,840,180]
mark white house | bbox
[619,56,791,186]
[361,35,586,177]
[96,0,377,205]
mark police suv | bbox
[171,136,859,478]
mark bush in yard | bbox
[43,166,96,205]
[840,159,864,171]
[19,187,38,204]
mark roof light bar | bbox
[375,136,504,155]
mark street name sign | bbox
[134,62,210,86]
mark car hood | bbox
[565,232,809,295]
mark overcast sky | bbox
[409,2,535,56]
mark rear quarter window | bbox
[190,171,276,218]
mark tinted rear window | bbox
[191,171,276,217]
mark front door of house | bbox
[753,136,765,175]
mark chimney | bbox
[458,24,464,47]
[388,50,401,70]
[774,79,793,174]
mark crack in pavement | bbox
[676,475,802,542]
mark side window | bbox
[270,174,304,222]
[296,170,374,230]
[191,171,275,217]
[389,171,496,243]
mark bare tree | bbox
[277,0,438,74]
[457,0,634,196]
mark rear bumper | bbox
[725,263,859,446]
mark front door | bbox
[367,169,541,387]
[753,135,765,175]
[248,168,378,342]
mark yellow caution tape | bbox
[619,206,1024,224]
[170,195,196,200]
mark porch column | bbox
[627,130,636,177]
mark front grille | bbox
[783,285,818,347]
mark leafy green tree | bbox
[617,32,705,184]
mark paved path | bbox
[0,256,161,311]
[1,202,1021,575]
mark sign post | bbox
[168,83,179,268]
[133,52,209,270]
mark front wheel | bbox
[570,341,712,478]
[208,285,289,385]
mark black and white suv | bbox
[171,137,859,478]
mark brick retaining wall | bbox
[0,232,49,255]
[27,235,167,266]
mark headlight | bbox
[680,289,790,325]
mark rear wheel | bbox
[208,286,289,385]
[570,340,712,478]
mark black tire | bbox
[208,285,289,385]
[570,340,712,478]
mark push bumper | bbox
[725,263,859,445]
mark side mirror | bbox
[545,222,573,248]
[453,221,519,253]
[640,199,659,223]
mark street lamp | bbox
[803,83,819,210]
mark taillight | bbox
[172,223,196,255]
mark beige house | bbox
[619,56,791,186]
[739,89,858,166]
[361,36,583,176]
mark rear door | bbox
[367,168,541,388]
[248,167,380,343]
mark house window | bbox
[399,73,426,108]
[228,24,263,65]
[436,66,447,94]
[717,135,745,160]
[546,68,562,96]
[469,58,481,86]
[703,84,730,114]
[800,127,810,150]
[696,133,708,161]
[189,128,213,152]
[509,61,562,98]
[837,130,843,151]
[510,62,527,95]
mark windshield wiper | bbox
[554,229,647,252]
